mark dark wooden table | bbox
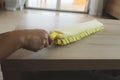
[1,19,120,80]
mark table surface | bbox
[7,19,120,60]
[1,12,120,80]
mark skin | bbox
[0,29,53,60]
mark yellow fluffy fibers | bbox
[50,19,104,45]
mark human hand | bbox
[19,29,53,51]
[0,29,52,60]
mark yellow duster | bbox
[50,19,104,45]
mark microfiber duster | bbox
[50,19,104,45]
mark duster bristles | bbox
[50,19,104,45]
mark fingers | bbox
[22,29,53,52]
[41,30,53,47]
[44,38,49,47]
[48,35,53,45]
[43,35,53,47]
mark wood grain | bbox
[7,19,120,60]
[106,0,120,19]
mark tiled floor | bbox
[27,0,87,12]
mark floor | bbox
[0,9,115,80]
[27,0,87,12]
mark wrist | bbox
[9,30,26,49]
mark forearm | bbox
[0,31,23,60]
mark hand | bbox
[19,29,53,52]
[0,29,52,60]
